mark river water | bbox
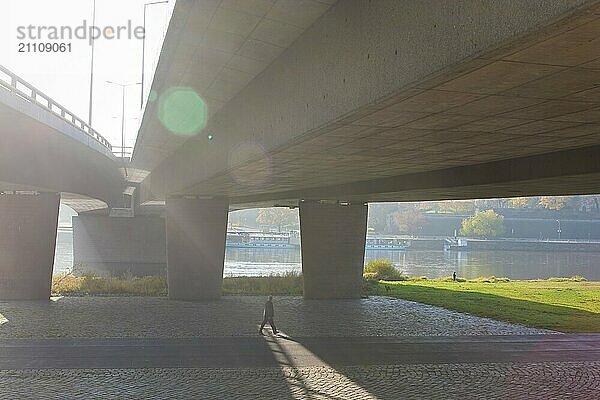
[54,229,600,280]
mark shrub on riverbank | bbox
[547,275,587,282]
[469,276,511,283]
[363,259,407,281]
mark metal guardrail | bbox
[0,64,112,151]
[112,146,133,159]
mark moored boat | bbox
[226,231,298,248]
[444,237,468,251]
[366,236,411,251]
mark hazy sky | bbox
[0,0,175,150]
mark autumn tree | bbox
[574,195,600,213]
[256,208,298,232]
[460,210,505,238]
[393,207,425,236]
[228,209,259,228]
[434,200,476,214]
[475,198,512,209]
[508,197,536,208]
[367,203,400,233]
[538,196,569,210]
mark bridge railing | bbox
[112,146,133,160]
[0,64,113,152]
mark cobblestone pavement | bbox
[0,296,587,399]
[0,296,550,338]
[0,362,597,399]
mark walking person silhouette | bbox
[259,295,278,335]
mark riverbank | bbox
[51,274,599,333]
[375,278,600,333]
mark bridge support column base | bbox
[73,215,166,277]
[300,201,367,299]
[166,197,228,301]
[0,192,59,300]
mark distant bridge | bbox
[0,64,124,210]
[0,64,124,299]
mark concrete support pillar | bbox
[73,214,166,277]
[299,201,368,299]
[0,192,60,300]
[166,197,229,300]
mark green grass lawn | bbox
[376,278,600,333]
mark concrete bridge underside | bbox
[137,0,600,205]
[68,1,600,301]
[120,1,600,301]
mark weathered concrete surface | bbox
[137,0,600,206]
[300,202,367,299]
[134,0,336,172]
[0,193,59,300]
[166,197,229,300]
[73,214,166,277]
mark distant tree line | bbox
[418,195,600,214]
[368,195,600,235]
[227,195,600,234]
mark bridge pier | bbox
[299,201,368,299]
[166,197,229,301]
[0,192,59,300]
[73,214,166,277]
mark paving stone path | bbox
[0,296,596,399]
[0,296,550,338]
[0,362,597,399]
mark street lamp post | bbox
[88,0,97,126]
[106,81,141,176]
[141,1,169,109]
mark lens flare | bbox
[228,143,272,187]
[158,87,207,135]
[148,89,158,103]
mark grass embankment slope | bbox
[376,278,600,333]
[51,273,303,297]
[52,274,168,296]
